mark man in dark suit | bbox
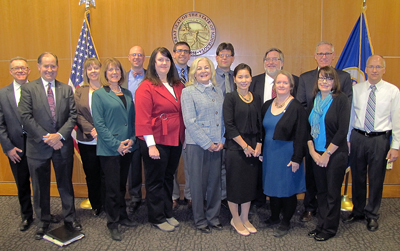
[172,41,191,209]
[122,45,146,214]
[296,41,352,222]
[250,48,299,103]
[0,57,33,231]
[18,52,81,240]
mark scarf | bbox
[310,92,332,139]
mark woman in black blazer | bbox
[75,58,104,217]
[306,66,350,241]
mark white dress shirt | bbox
[348,79,400,149]
[263,73,274,103]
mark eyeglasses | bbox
[11,66,29,72]
[366,65,384,70]
[218,54,232,58]
[129,53,143,57]
[316,52,333,57]
[264,58,281,63]
[175,49,190,54]
[318,76,334,82]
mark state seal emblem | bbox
[172,12,216,56]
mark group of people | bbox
[1,40,398,242]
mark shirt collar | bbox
[216,67,232,77]
[195,81,214,92]
[41,77,55,87]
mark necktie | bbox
[271,81,277,99]
[132,70,143,78]
[47,83,56,128]
[180,68,186,84]
[364,85,376,133]
[224,72,231,93]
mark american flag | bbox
[68,10,99,90]
[69,10,99,157]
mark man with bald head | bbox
[344,55,400,231]
[296,41,353,222]
[122,45,146,214]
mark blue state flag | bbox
[336,8,373,85]
[68,10,99,90]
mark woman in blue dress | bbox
[261,70,307,237]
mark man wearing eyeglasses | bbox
[0,57,34,231]
[171,41,192,210]
[250,48,299,103]
[296,41,352,222]
[122,45,146,214]
[344,55,399,232]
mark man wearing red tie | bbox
[18,52,81,240]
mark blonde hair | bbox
[186,57,216,87]
[82,58,101,86]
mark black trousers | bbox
[313,150,347,235]
[128,141,144,202]
[9,150,33,221]
[28,151,75,228]
[139,139,182,224]
[350,129,390,219]
[303,153,319,212]
[78,143,105,211]
[100,153,133,229]
[269,195,297,227]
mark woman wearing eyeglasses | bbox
[306,66,350,241]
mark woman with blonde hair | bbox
[181,57,225,233]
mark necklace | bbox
[239,92,252,102]
[89,83,100,91]
[111,85,122,94]
[274,95,291,108]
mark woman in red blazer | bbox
[135,47,185,232]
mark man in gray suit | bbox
[18,52,80,240]
[0,57,33,231]
[296,41,352,222]
[121,45,146,214]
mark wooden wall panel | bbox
[0,0,399,198]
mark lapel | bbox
[55,80,63,116]
[6,83,22,124]
[105,86,129,111]
[153,83,180,110]
[36,78,53,119]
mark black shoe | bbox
[211,224,223,231]
[314,232,335,241]
[65,220,82,231]
[50,214,61,223]
[35,226,49,240]
[20,218,34,231]
[129,201,141,214]
[366,218,379,231]
[119,218,137,227]
[300,211,316,222]
[259,217,280,228]
[197,226,211,233]
[273,224,289,237]
[92,208,102,217]
[184,198,192,210]
[342,213,365,224]
[109,228,122,241]
[307,229,320,238]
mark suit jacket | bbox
[0,83,25,155]
[74,85,95,142]
[135,79,185,146]
[92,86,136,156]
[250,72,299,103]
[296,68,352,109]
[18,78,77,159]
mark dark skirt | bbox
[225,149,259,204]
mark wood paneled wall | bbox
[1,0,399,197]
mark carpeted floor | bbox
[0,196,399,251]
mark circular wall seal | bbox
[172,12,216,56]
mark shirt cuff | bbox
[143,135,156,147]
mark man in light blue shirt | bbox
[172,41,192,209]
[122,45,146,214]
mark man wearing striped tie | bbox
[344,55,400,232]
[172,41,191,209]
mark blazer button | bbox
[215,111,218,114]
[125,123,127,126]
[216,124,219,126]
[212,99,215,102]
